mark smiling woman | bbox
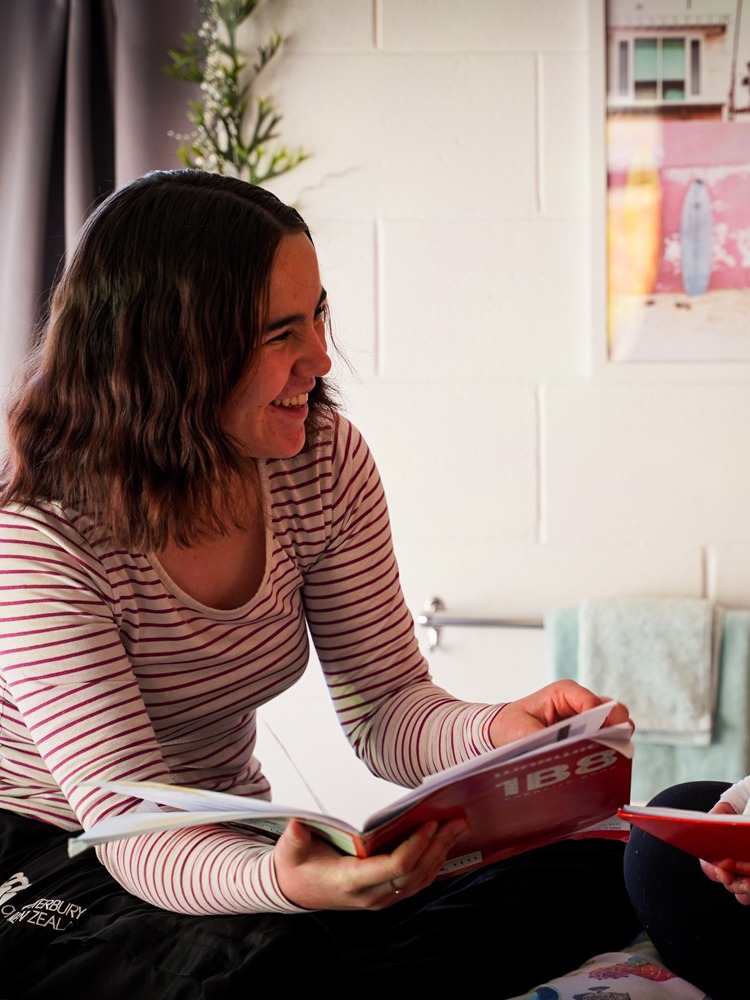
[0,168,640,999]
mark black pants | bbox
[0,812,640,998]
[624,779,750,1000]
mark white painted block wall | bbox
[242,0,750,816]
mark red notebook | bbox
[619,804,750,863]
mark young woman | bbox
[0,169,640,997]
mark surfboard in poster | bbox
[680,178,713,296]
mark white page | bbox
[70,700,626,855]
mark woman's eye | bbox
[265,330,292,344]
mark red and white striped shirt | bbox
[0,416,499,914]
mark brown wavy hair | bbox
[0,169,340,550]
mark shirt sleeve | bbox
[719,775,750,814]
[302,418,504,787]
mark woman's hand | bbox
[488,679,632,748]
[700,800,750,905]
[273,815,469,911]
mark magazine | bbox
[70,701,634,878]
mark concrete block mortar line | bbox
[704,545,716,602]
[373,0,381,50]
[374,214,384,378]
[536,382,546,545]
[535,51,544,217]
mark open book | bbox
[619,803,750,864]
[70,701,634,878]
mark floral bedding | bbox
[508,936,710,1000]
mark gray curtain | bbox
[0,0,198,384]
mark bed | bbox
[508,934,710,1000]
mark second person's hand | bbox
[700,800,750,905]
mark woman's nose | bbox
[295,329,331,377]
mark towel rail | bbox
[417,597,543,650]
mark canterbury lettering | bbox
[1,895,87,930]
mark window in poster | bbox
[596,0,750,365]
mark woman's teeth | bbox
[272,393,307,408]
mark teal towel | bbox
[543,606,579,681]
[578,597,722,747]
[545,606,750,805]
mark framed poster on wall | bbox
[590,0,750,372]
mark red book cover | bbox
[618,804,750,863]
[360,730,633,875]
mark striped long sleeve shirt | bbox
[0,416,500,914]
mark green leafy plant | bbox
[164,0,309,184]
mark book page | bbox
[366,701,625,828]
[70,701,632,860]
[421,700,619,788]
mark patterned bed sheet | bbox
[508,936,710,1000]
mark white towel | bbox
[578,597,724,746]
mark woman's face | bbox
[221,233,331,459]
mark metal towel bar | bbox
[417,597,543,650]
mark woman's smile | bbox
[272,392,309,408]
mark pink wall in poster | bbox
[607,120,750,293]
